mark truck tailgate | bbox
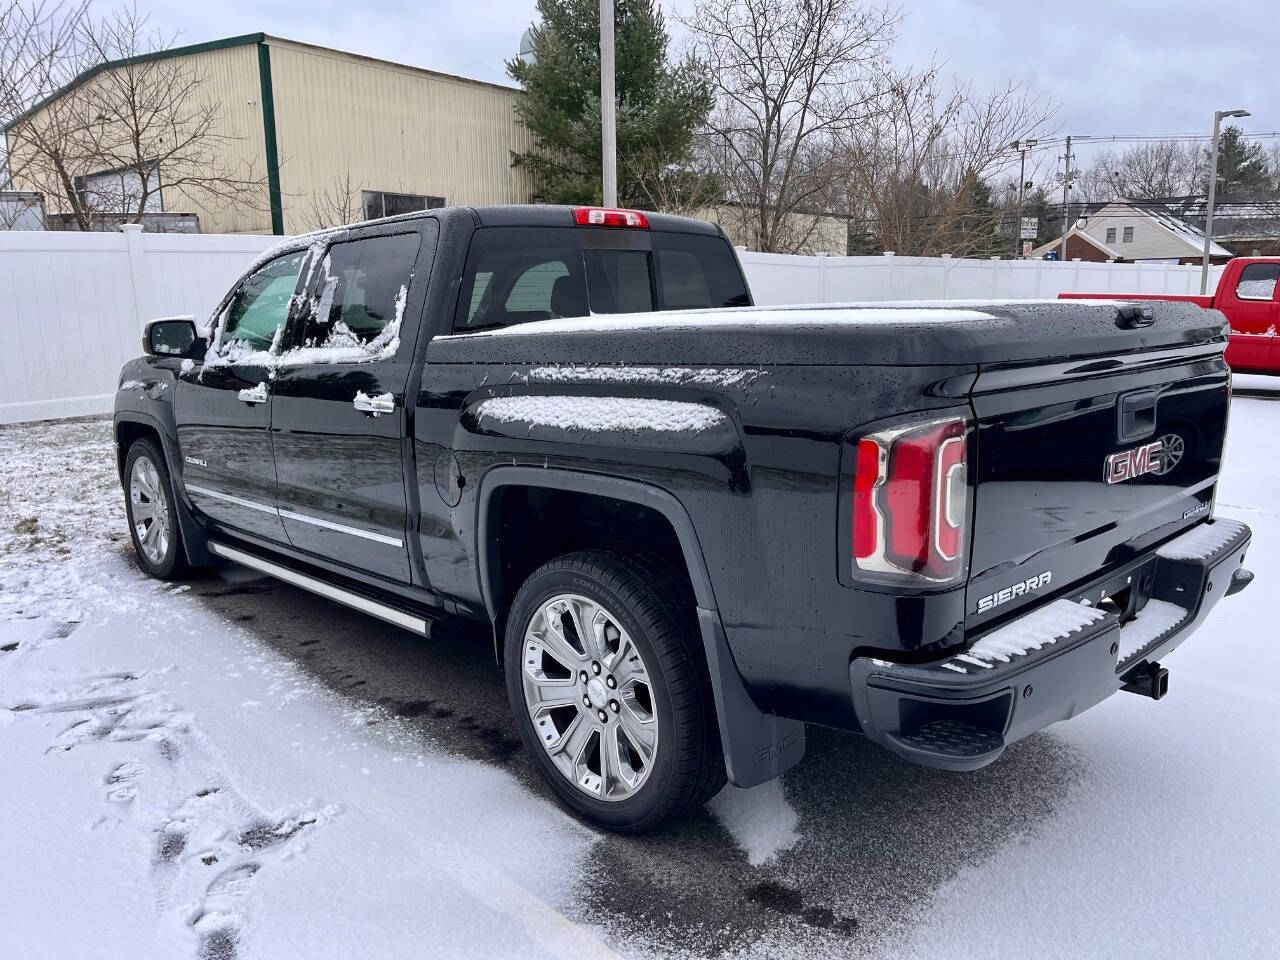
[965,344,1231,631]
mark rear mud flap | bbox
[698,608,805,788]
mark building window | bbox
[1122,226,1134,243]
[76,164,163,215]
[362,190,444,221]
[1105,227,1117,244]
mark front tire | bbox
[504,550,725,832]
[124,438,188,580]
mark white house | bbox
[1058,200,1233,264]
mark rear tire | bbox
[124,438,189,581]
[504,549,725,832]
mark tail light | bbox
[853,416,969,583]
[573,206,650,229]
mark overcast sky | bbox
[143,0,1279,178]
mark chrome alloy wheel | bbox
[1154,432,1185,475]
[521,593,658,802]
[129,455,170,565]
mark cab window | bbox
[454,229,586,332]
[451,226,749,333]
[1236,262,1280,301]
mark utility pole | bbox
[1059,135,1072,263]
[1012,139,1037,259]
[600,0,617,207]
[1202,108,1250,294]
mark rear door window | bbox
[451,226,749,333]
[296,230,424,360]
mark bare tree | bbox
[300,165,366,231]
[1,1,100,228]
[840,69,1056,257]
[684,0,901,253]
[621,136,725,217]
[1076,140,1209,203]
[3,2,267,230]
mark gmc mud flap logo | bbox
[1105,440,1163,484]
[754,732,798,766]
[977,571,1052,614]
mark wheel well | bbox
[115,420,163,480]
[485,485,695,632]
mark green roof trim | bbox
[256,42,284,235]
[3,32,266,133]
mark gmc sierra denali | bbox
[114,205,1254,832]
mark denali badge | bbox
[184,455,207,467]
[1105,440,1163,484]
[977,571,1052,613]
[1182,501,1210,520]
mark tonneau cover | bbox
[427,300,1227,367]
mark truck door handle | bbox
[353,391,396,416]
[237,382,269,405]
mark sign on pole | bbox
[1020,217,1038,240]
[1023,240,1033,257]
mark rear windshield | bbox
[452,226,749,333]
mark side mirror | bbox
[144,316,204,358]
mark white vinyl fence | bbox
[0,228,1226,425]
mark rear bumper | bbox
[849,518,1252,771]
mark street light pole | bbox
[1201,108,1250,294]
[600,0,617,207]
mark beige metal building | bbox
[4,33,535,235]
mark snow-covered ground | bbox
[2,390,1279,959]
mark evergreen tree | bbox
[507,0,713,207]
[1213,125,1271,199]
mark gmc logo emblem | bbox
[1105,440,1163,484]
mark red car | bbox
[1062,257,1280,374]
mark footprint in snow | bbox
[151,784,333,960]
[104,759,144,803]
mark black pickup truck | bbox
[115,205,1253,832]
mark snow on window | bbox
[475,395,728,434]
[1237,279,1275,299]
[1235,264,1279,301]
[278,233,416,366]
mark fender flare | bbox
[474,466,804,788]
[113,410,212,567]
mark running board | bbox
[207,541,431,635]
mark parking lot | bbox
[2,390,1278,959]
